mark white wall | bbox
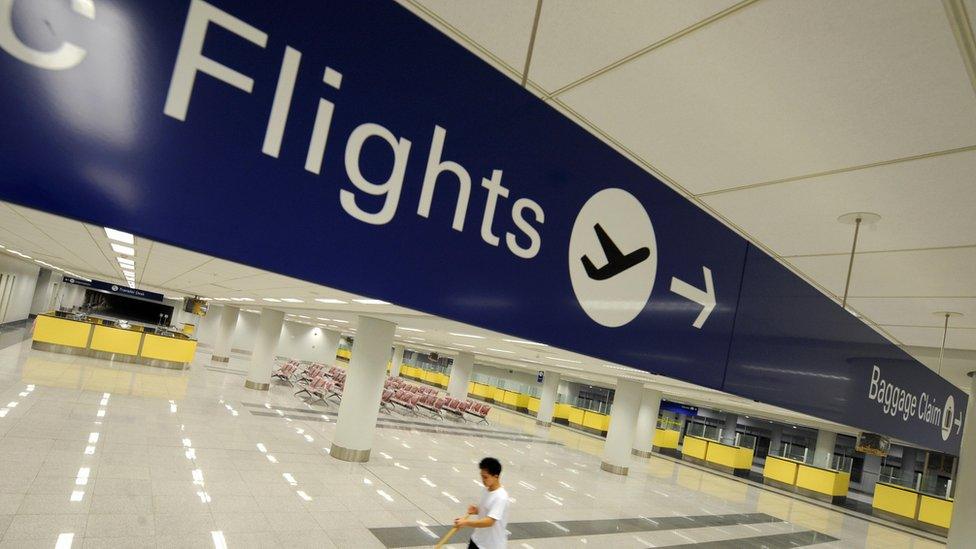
[29,269,56,315]
[196,306,260,352]
[0,254,40,324]
[276,322,334,362]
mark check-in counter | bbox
[872,482,952,534]
[681,435,754,477]
[762,455,850,503]
[653,428,680,451]
[32,314,196,370]
[553,403,572,423]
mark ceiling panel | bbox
[848,297,976,329]
[787,247,976,298]
[529,0,740,92]
[702,150,976,256]
[884,325,976,351]
[408,0,538,78]
[557,0,976,194]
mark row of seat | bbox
[271,360,491,424]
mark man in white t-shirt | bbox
[454,457,509,549]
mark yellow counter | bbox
[763,455,799,486]
[32,314,196,369]
[553,403,572,421]
[34,315,92,348]
[681,435,753,476]
[527,396,540,413]
[872,482,953,531]
[653,428,680,450]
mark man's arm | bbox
[455,516,496,529]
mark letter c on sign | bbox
[0,0,93,70]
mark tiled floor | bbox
[0,328,947,548]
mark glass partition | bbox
[686,421,722,441]
[657,416,682,431]
[734,432,757,450]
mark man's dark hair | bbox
[479,457,502,476]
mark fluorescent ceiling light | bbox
[7,249,31,259]
[315,298,347,304]
[487,348,514,354]
[122,269,134,276]
[263,298,281,302]
[332,319,348,324]
[111,243,134,256]
[407,337,425,341]
[298,315,310,319]
[453,343,476,348]
[117,257,134,266]
[353,298,389,305]
[316,317,331,321]
[103,227,134,244]
[280,298,303,303]
[449,332,484,339]
[397,327,424,332]
[502,338,547,346]
[547,356,582,364]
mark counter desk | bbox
[681,435,754,477]
[762,455,850,504]
[872,481,952,535]
[32,314,197,370]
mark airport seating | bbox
[379,388,396,414]
[443,397,465,420]
[295,375,331,402]
[271,362,300,385]
[464,401,491,425]
[391,389,421,415]
[417,395,446,419]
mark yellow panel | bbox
[873,483,919,519]
[764,456,799,486]
[140,335,197,363]
[553,403,572,420]
[734,447,755,469]
[33,315,91,348]
[337,349,351,359]
[503,391,518,406]
[653,429,679,449]
[683,435,709,460]
[437,373,449,387]
[583,411,609,431]
[705,441,738,468]
[90,325,142,355]
[516,393,531,409]
[918,495,952,529]
[796,465,849,496]
[568,407,585,426]
[527,397,540,413]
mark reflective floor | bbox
[0,329,946,548]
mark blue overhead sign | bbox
[63,277,165,302]
[0,0,965,453]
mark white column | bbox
[319,328,341,365]
[677,414,689,443]
[29,268,55,315]
[390,345,404,377]
[861,454,882,494]
[600,379,643,475]
[947,372,976,547]
[632,388,663,458]
[899,447,917,485]
[721,413,739,445]
[813,430,837,468]
[243,308,284,390]
[447,352,474,399]
[535,371,561,426]
[330,317,396,462]
[211,305,239,363]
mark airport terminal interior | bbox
[2,0,976,548]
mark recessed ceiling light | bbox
[110,243,134,256]
[262,298,281,302]
[502,338,547,346]
[453,343,476,348]
[547,356,582,364]
[315,298,347,304]
[104,227,134,244]
[280,298,303,303]
[449,332,484,339]
[353,298,389,305]
[487,348,514,354]
[398,327,424,332]
[316,317,331,321]
[332,319,348,324]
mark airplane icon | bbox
[580,223,651,281]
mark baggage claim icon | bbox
[569,188,657,328]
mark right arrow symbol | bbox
[670,267,715,329]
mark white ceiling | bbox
[396,0,976,392]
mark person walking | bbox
[453,457,510,548]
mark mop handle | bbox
[435,514,471,548]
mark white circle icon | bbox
[942,395,955,441]
[568,188,657,327]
